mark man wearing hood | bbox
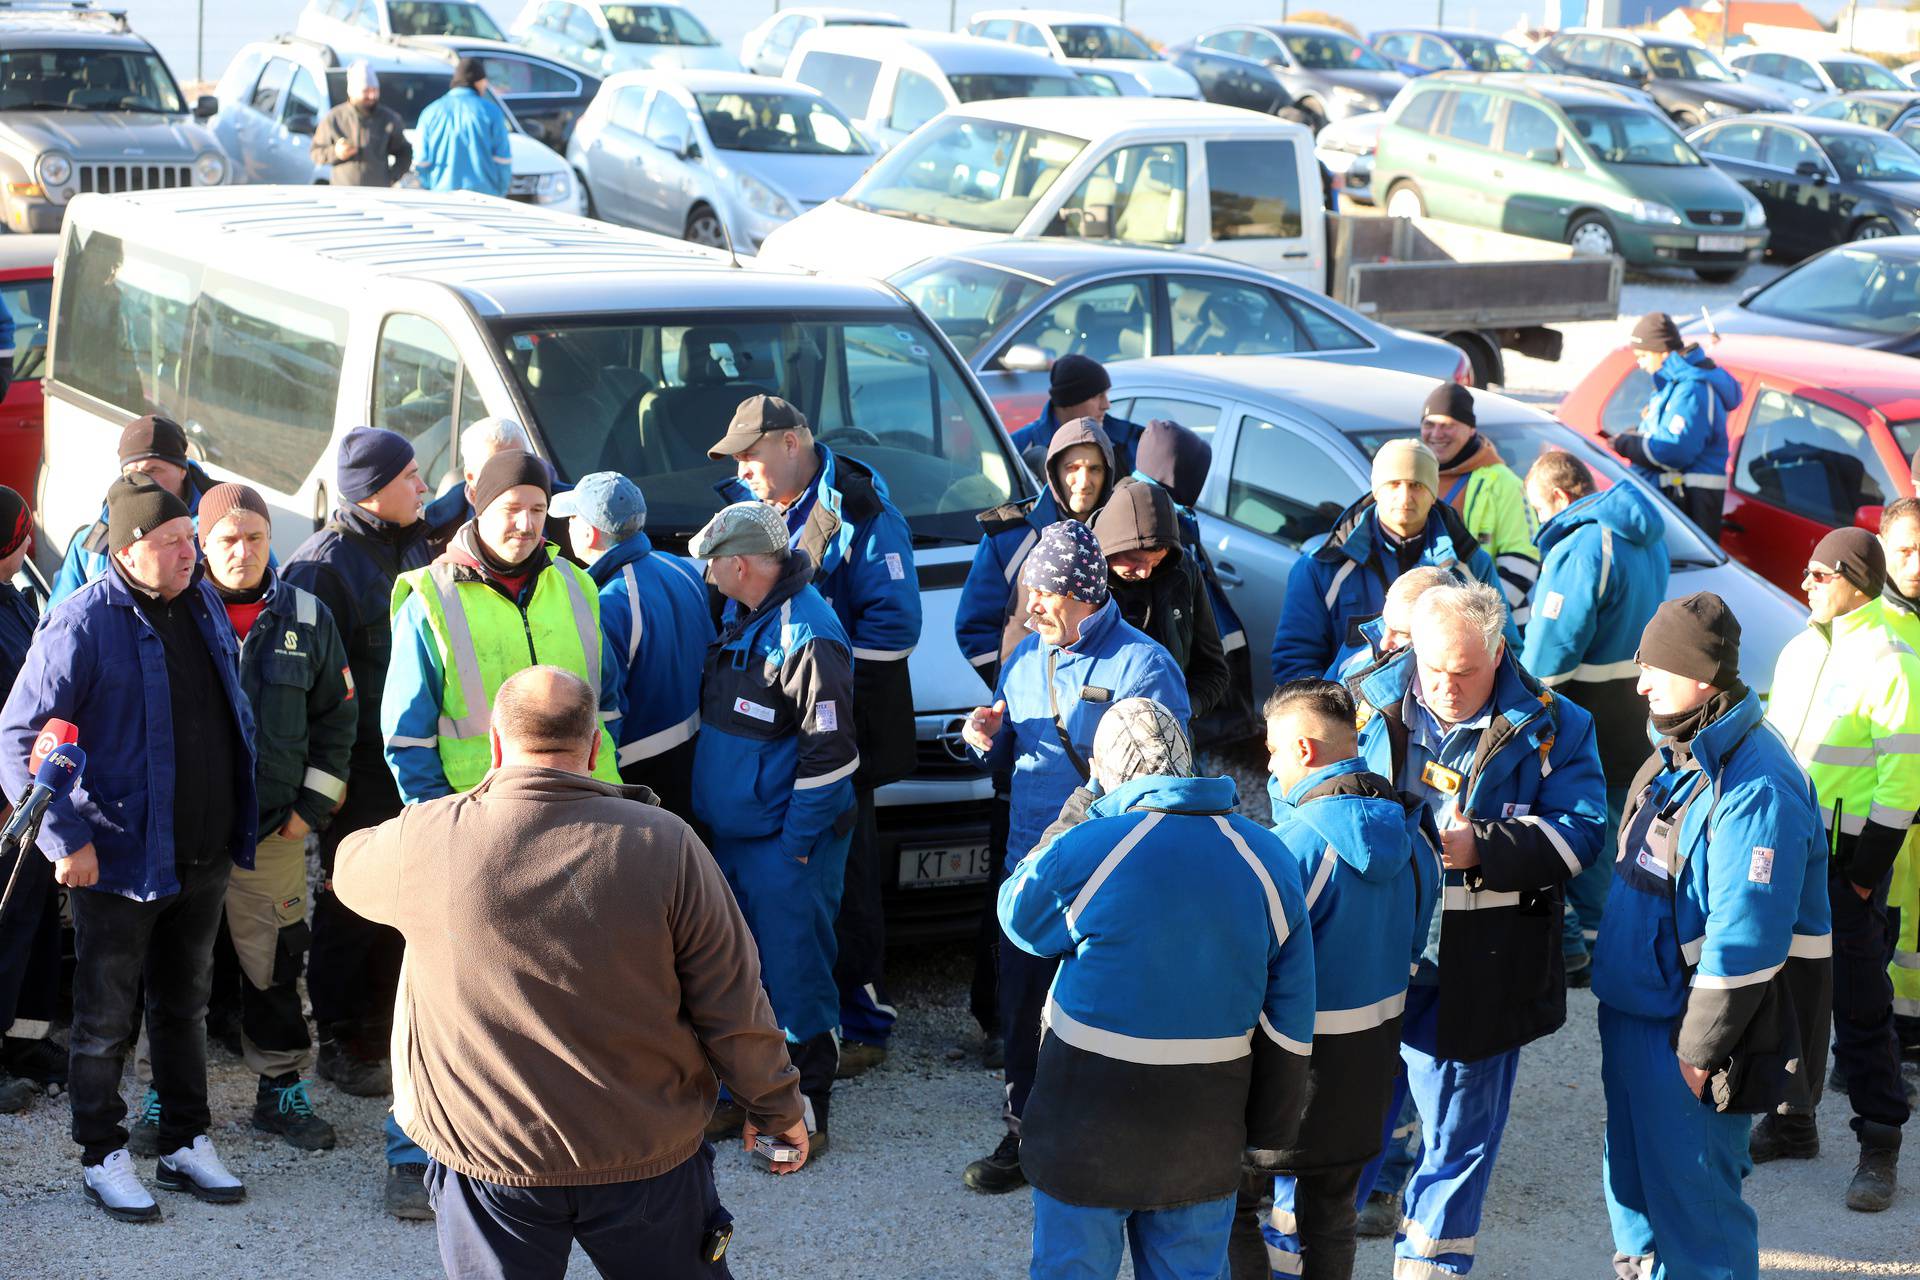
[1419,384,1537,619]
[1609,312,1738,543]
[690,500,859,1155]
[1244,679,1441,1280]
[1272,439,1514,687]
[1007,354,1145,477]
[1093,480,1230,719]
[960,520,1189,1196]
[414,57,510,197]
[1000,698,1315,1280]
[1523,452,1671,986]
[311,60,411,187]
[51,416,224,604]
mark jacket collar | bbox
[471,763,653,804]
[1316,496,1472,570]
[332,501,427,550]
[1283,755,1372,808]
[1363,645,1556,782]
[588,530,656,586]
[719,549,815,645]
[1665,687,1764,779]
[1092,773,1238,817]
[1048,596,1121,656]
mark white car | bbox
[739,7,906,79]
[1730,48,1908,111]
[508,0,740,76]
[297,0,510,46]
[757,96,1326,292]
[965,8,1200,99]
[568,71,875,249]
[1314,110,1380,205]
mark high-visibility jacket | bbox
[386,538,619,799]
[1766,597,1920,891]
[1870,592,1920,1021]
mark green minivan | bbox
[1370,73,1768,282]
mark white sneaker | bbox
[83,1149,161,1222]
[155,1135,246,1204]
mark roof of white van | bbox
[957,95,1288,132]
[970,9,1130,25]
[794,27,1068,74]
[66,188,908,317]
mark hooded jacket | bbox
[1623,346,1738,491]
[414,85,510,196]
[999,773,1315,1209]
[957,418,1116,684]
[1356,646,1607,1061]
[1010,402,1143,478]
[1522,481,1671,781]
[233,570,357,836]
[1271,493,1514,686]
[588,530,714,769]
[49,461,221,604]
[719,443,920,787]
[1266,756,1442,1169]
[975,598,1189,866]
[1095,480,1230,718]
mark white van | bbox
[782,27,1088,150]
[756,97,1327,293]
[44,187,1023,932]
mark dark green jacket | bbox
[235,573,356,835]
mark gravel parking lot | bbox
[5,263,1916,1279]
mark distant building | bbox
[1656,0,1826,40]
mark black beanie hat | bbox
[336,426,416,503]
[1810,526,1886,599]
[471,450,552,518]
[1637,591,1741,689]
[1630,311,1684,354]
[1050,353,1111,408]
[0,485,28,558]
[118,415,189,466]
[105,474,191,554]
[1422,381,1476,428]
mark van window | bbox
[888,70,946,135]
[1501,100,1560,160]
[1207,139,1301,240]
[794,51,880,119]
[1442,90,1496,147]
[1397,87,1441,133]
[53,230,194,416]
[373,313,476,492]
[1052,143,1187,245]
[493,312,1018,543]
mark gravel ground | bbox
[6,264,1918,1277]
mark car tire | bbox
[1295,97,1326,133]
[684,204,729,249]
[1444,331,1500,388]
[1566,213,1617,257]
[1670,107,1702,129]
[1851,217,1896,242]
[576,171,596,220]
[1385,182,1425,219]
[1693,266,1745,284]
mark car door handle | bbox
[1282,250,1310,258]
[1720,516,1745,534]
[1214,561,1244,587]
[1425,152,1437,163]
[1492,169,1505,180]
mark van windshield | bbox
[386,1,507,40]
[0,48,186,114]
[843,115,1087,232]
[1564,105,1702,166]
[604,5,717,47]
[694,91,869,155]
[492,311,1024,544]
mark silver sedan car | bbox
[1100,355,1801,702]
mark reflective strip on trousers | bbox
[1400,1215,1476,1258]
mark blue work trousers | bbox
[712,826,852,1043]
[1565,786,1625,965]
[1031,1187,1235,1280]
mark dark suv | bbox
[1537,28,1789,128]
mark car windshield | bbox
[1284,31,1392,71]
[890,259,1051,360]
[1646,43,1737,82]
[491,312,1023,545]
[1825,60,1903,92]
[1816,130,1920,181]
[603,5,716,46]
[948,72,1087,102]
[1342,420,1721,564]
[1813,96,1900,127]
[0,48,186,113]
[842,115,1087,233]
[1049,23,1154,60]
[1565,105,1702,166]
[386,1,507,39]
[1746,247,1920,336]
[1451,36,1539,73]
[694,91,868,154]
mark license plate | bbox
[1698,234,1746,252]
[899,842,993,889]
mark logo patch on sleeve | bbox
[1540,591,1564,620]
[884,552,905,581]
[1748,846,1774,885]
[341,666,356,700]
[816,700,838,732]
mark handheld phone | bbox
[751,1135,802,1166]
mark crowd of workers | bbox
[0,310,1909,1280]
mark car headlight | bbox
[36,153,71,187]
[1741,189,1767,228]
[1333,86,1375,109]
[1621,197,1684,225]
[531,170,572,204]
[1701,100,1741,118]
[192,151,227,186]
[733,170,795,220]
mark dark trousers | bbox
[308,782,404,1045]
[1831,864,1911,1133]
[619,737,698,828]
[970,789,1011,1039]
[1268,1163,1367,1280]
[999,921,1059,1133]
[834,787,893,1046]
[0,838,62,1037]
[427,1145,733,1280]
[68,854,230,1165]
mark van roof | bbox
[605,68,810,97]
[955,94,1294,132]
[793,26,1067,75]
[66,187,911,319]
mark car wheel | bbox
[1385,183,1426,219]
[1295,97,1326,133]
[1670,107,1702,129]
[1694,266,1745,284]
[684,205,729,248]
[1444,331,1500,387]
[1851,217,1896,242]
[575,170,596,219]
[1566,213,1617,257]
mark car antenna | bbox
[1700,305,1719,343]
[717,217,741,269]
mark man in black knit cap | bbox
[1007,354,1146,477]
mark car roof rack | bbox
[0,0,131,33]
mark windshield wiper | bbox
[881,207,960,228]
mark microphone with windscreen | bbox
[0,722,85,922]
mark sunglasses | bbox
[1803,567,1841,584]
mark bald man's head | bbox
[489,666,600,773]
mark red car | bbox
[0,235,56,503]
[1559,334,1920,594]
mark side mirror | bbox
[194,94,218,120]
[1526,145,1560,165]
[998,343,1052,373]
[1739,285,1761,305]
[1857,503,1886,531]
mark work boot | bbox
[963,1131,1025,1193]
[705,1099,746,1140]
[127,1088,161,1158]
[1355,1189,1401,1238]
[252,1075,337,1151]
[316,1038,390,1098]
[0,1073,36,1113]
[982,1037,1005,1070]
[1846,1122,1901,1212]
[385,1162,433,1221]
[1749,1112,1819,1162]
[835,1040,887,1079]
[1565,956,1593,989]
[1,1035,67,1088]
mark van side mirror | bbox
[1858,504,1886,531]
[998,343,1052,373]
[194,94,218,120]
[1526,145,1559,165]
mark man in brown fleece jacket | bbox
[335,665,806,1278]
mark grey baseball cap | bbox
[689,500,789,559]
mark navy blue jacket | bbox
[1010,404,1143,477]
[49,462,220,604]
[589,531,713,768]
[0,581,35,699]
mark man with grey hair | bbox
[1000,697,1316,1280]
[311,59,411,187]
[1347,580,1605,1280]
[410,417,542,570]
